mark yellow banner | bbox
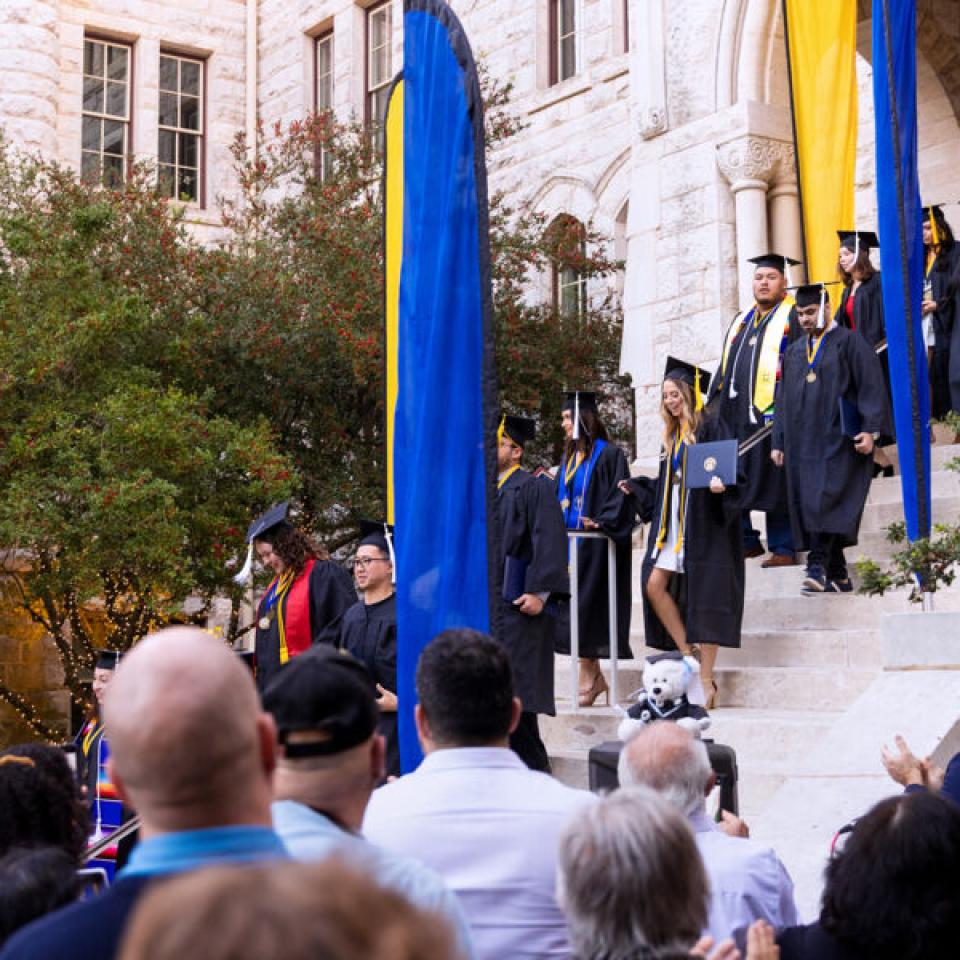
[384,78,404,525]
[784,0,857,294]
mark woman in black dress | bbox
[921,204,959,418]
[837,230,893,475]
[627,359,743,708]
[555,391,633,707]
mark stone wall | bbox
[0,598,69,748]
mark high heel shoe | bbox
[578,672,610,708]
[704,678,718,710]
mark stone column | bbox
[717,135,796,310]
[0,0,59,156]
[768,167,804,278]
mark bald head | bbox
[104,628,275,834]
[618,722,713,817]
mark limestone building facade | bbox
[1,0,959,453]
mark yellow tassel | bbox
[931,209,941,247]
[694,376,703,412]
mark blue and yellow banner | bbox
[872,0,931,541]
[386,0,502,771]
[783,0,858,292]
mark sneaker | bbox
[829,578,853,593]
[802,566,827,592]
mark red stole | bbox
[280,557,316,662]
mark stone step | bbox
[711,665,876,710]
[885,440,960,472]
[557,630,879,688]
[545,706,840,804]
[865,468,958,505]
[859,495,960,532]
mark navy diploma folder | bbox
[839,397,862,438]
[684,439,738,489]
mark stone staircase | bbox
[543,441,960,916]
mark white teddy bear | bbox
[616,651,711,742]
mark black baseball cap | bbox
[262,646,379,758]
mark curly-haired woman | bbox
[238,503,355,692]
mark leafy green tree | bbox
[0,150,293,737]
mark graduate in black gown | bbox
[921,205,960,417]
[554,392,633,707]
[339,521,399,777]
[772,284,890,594]
[496,414,569,771]
[707,253,801,567]
[837,230,894,474]
[626,358,743,709]
[235,503,356,693]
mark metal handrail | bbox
[83,815,141,863]
[566,529,619,712]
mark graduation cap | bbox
[837,230,879,260]
[94,648,124,671]
[644,651,706,706]
[562,391,598,442]
[663,356,710,412]
[790,281,842,330]
[357,518,396,584]
[748,253,802,286]
[499,414,536,448]
[922,204,958,246]
[233,502,292,585]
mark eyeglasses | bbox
[353,557,389,569]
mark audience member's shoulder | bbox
[0,875,151,960]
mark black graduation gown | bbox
[554,443,633,660]
[497,469,569,715]
[772,326,890,549]
[255,559,356,693]
[638,415,744,650]
[340,594,399,777]
[929,245,960,415]
[839,273,894,441]
[707,305,798,513]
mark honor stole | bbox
[259,557,317,665]
[719,296,795,416]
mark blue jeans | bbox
[742,510,795,557]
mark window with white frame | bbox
[316,32,334,112]
[366,2,392,152]
[550,0,578,84]
[82,39,131,187]
[551,215,588,322]
[158,53,203,204]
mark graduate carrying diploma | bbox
[772,284,891,594]
[624,358,744,709]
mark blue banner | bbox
[391,0,501,771]
[872,0,930,541]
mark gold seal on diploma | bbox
[704,456,717,472]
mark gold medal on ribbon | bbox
[806,371,817,383]
[748,336,758,347]
[258,616,270,630]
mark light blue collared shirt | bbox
[362,747,596,960]
[272,799,475,959]
[122,825,288,878]
[690,811,800,951]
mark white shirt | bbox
[362,747,596,960]
[272,800,475,959]
[690,811,800,952]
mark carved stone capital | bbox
[636,107,668,140]
[716,136,795,188]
